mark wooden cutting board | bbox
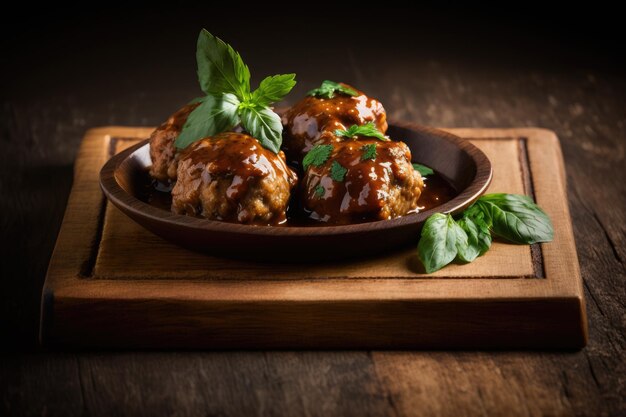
[40,127,587,349]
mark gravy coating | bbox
[302,139,423,224]
[281,83,387,162]
[171,132,298,225]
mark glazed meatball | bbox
[302,139,423,224]
[281,83,387,162]
[171,132,298,225]
[149,102,199,182]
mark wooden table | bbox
[1,10,624,417]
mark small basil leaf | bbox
[335,122,388,141]
[330,161,348,182]
[476,194,554,244]
[457,216,491,259]
[418,213,458,273]
[412,163,434,177]
[175,93,240,150]
[303,144,333,170]
[239,106,282,153]
[196,29,250,100]
[251,74,296,107]
[453,219,477,263]
[360,143,377,161]
[307,80,358,99]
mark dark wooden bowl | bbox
[100,124,492,261]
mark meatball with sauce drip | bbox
[148,102,199,182]
[302,139,423,224]
[171,132,298,225]
[281,83,387,162]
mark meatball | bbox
[149,102,199,182]
[302,139,423,224]
[281,83,387,162]
[171,132,298,225]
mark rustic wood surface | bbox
[1,9,624,417]
[40,127,586,349]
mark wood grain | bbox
[40,127,586,349]
[2,18,624,415]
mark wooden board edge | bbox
[44,294,587,349]
[39,129,112,345]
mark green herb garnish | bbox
[330,161,348,182]
[314,185,325,198]
[335,122,388,141]
[307,80,358,99]
[412,163,434,177]
[417,193,553,273]
[417,214,462,273]
[302,144,333,170]
[474,194,554,244]
[175,29,296,153]
[361,143,377,161]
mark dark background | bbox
[1,5,624,416]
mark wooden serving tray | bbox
[40,127,587,349]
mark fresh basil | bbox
[303,144,333,170]
[251,74,297,107]
[175,93,240,149]
[475,194,553,244]
[335,122,388,141]
[314,185,325,198]
[456,216,489,261]
[412,163,434,177]
[238,106,283,154]
[196,29,250,100]
[417,193,553,273]
[418,213,461,273]
[330,161,348,182]
[307,80,358,99]
[361,143,377,161]
[178,29,296,152]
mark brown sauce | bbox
[281,83,388,162]
[138,167,457,226]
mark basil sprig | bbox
[176,29,296,153]
[307,80,358,99]
[335,122,388,141]
[418,193,553,273]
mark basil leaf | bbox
[239,106,282,153]
[453,219,477,263]
[251,74,296,107]
[303,144,333,170]
[464,203,492,229]
[314,185,325,198]
[476,194,554,244]
[196,29,250,100]
[412,163,434,177]
[307,80,358,99]
[335,122,388,141]
[457,216,491,259]
[361,143,377,161]
[330,161,348,182]
[418,213,459,273]
[175,93,240,150]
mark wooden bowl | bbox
[100,124,492,261]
